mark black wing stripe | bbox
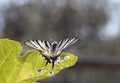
[63,38,69,46]
[38,40,47,50]
[27,40,45,51]
[58,38,69,50]
[47,41,51,48]
[55,38,74,55]
[55,39,67,54]
[33,40,42,49]
[62,38,78,50]
[43,41,48,50]
[30,40,41,49]
[44,41,49,48]
[57,40,63,48]
[25,41,39,50]
[59,38,70,50]
[62,38,75,49]
[35,40,45,51]
[59,39,66,49]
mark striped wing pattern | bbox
[54,38,78,55]
[25,38,78,56]
[24,38,78,69]
[25,40,51,52]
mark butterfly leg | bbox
[42,54,51,66]
[51,59,55,69]
[46,58,51,66]
[51,56,59,69]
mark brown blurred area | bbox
[1,0,120,83]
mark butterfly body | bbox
[24,38,78,69]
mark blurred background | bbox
[0,0,120,83]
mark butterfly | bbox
[24,38,78,69]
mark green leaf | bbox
[0,38,78,83]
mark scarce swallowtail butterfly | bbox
[24,38,78,69]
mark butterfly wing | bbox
[61,38,78,50]
[54,38,78,55]
[24,38,78,69]
[24,40,51,52]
